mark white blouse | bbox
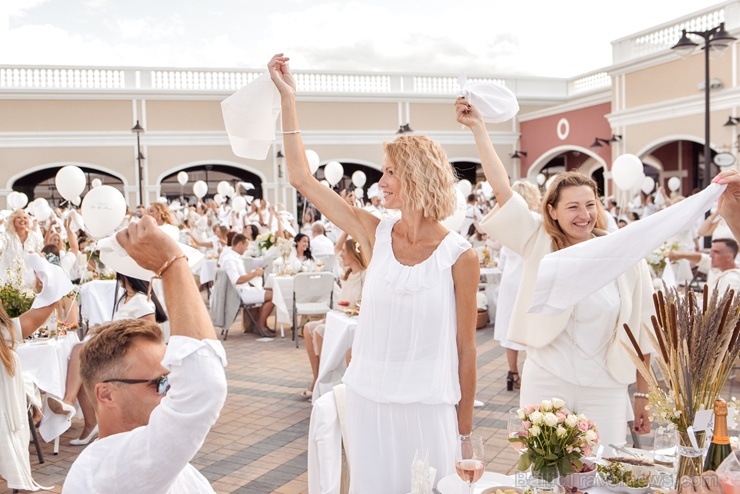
[113,292,155,321]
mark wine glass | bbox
[456,434,485,494]
[717,450,740,494]
[508,407,527,454]
[653,427,677,468]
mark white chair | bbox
[292,272,335,348]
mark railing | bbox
[0,64,580,99]
[568,71,611,95]
[612,1,739,64]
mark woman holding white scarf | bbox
[456,97,654,449]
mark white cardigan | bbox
[480,194,654,385]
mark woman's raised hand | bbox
[455,97,484,129]
[268,53,296,97]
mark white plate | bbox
[437,472,516,494]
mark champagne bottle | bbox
[704,399,732,472]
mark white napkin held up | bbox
[458,74,519,123]
[528,183,725,315]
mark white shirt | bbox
[698,254,740,295]
[310,234,335,257]
[113,292,155,321]
[459,204,482,236]
[62,336,228,494]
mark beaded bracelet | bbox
[282,130,301,135]
[147,254,187,300]
[633,392,649,399]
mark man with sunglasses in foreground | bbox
[63,216,228,493]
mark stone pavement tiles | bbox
[4,321,525,494]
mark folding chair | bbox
[292,272,335,348]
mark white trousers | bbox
[520,359,632,451]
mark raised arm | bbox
[268,54,379,248]
[455,98,513,205]
[65,217,79,255]
[714,169,740,240]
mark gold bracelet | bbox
[148,254,187,300]
[282,130,301,135]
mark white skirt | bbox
[344,387,458,493]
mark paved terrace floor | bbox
[7,314,649,494]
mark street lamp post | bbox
[671,22,736,190]
[131,120,146,205]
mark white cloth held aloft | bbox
[27,253,73,310]
[221,72,281,160]
[458,74,519,123]
[528,183,725,315]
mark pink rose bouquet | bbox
[511,398,600,481]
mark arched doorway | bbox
[159,164,264,205]
[528,147,607,196]
[11,165,125,207]
[638,138,712,195]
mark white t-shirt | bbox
[459,204,482,237]
[113,292,155,321]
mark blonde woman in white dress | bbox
[269,54,478,493]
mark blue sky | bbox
[0,0,725,77]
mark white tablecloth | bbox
[199,259,218,284]
[17,332,81,442]
[265,274,294,326]
[314,311,357,400]
[480,266,502,323]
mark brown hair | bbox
[79,319,163,404]
[383,135,456,222]
[541,172,606,251]
[149,203,174,225]
[0,303,16,375]
[342,237,367,281]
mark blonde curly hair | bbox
[383,135,456,222]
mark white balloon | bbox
[232,196,247,213]
[351,170,367,188]
[640,176,655,195]
[217,181,230,196]
[668,176,682,192]
[177,171,189,186]
[305,150,321,175]
[441,186,467,231]
[480,181,494,199]
[226,185,236,198]
[6,192,19,210]
[91,178,102,188]
[611,154,644,190]
[324,161,344,186]
[214,193,224,205]
[354,187,364,199]
[55,165,86,201]
[72,195,81,206]
[193,180,208,198]
[536,173,546,186]
[33,197,48,209]
[545,175,557,190]
[34,203,52,221]
[81,185,126,237]
[320,180,331,188]
[16,192,28,209]
[456,179,473,197]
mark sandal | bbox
[506,371,521,391]
[301,389,313,399]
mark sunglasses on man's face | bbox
[102,375,170,395]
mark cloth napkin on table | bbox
[528,183,725,315]
[27,253,73,310]
[458,74,519,123]
[221,72,281,160]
